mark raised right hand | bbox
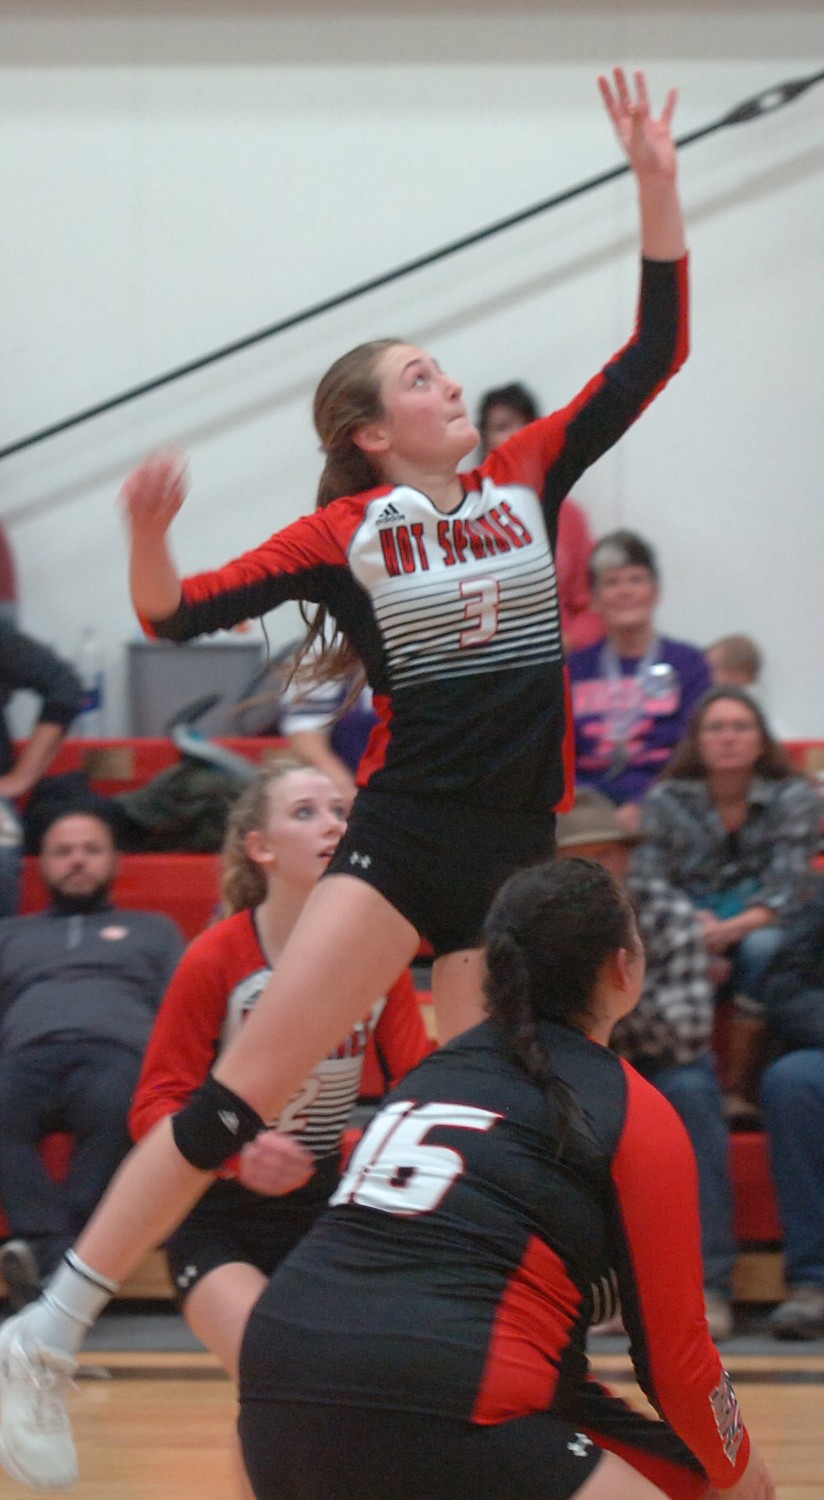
[598,67,678,184]
[121,450,188,538]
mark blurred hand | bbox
[598,67,678,183]
[237,1130,316,1197]
[121,451,188,538]
[707,1440,775,1500]
[696,910,734,955]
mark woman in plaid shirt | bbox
[631,686,820,1121]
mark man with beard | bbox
[0,809,183,1308]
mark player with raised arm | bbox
[0,70,693,1492]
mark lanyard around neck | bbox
[599,637,661,748]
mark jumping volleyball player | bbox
[2,70,695,1492]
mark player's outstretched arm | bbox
[121,450,187,622]
[598,66,686,262]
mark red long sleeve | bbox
[609,1062,750,1490]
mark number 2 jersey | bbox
[243,1020,750,1493]
[145,257,688,817]
[129,908,431,1192]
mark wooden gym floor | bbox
[0,1340,821,1499]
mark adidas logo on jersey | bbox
[218,1109,240,1134]
[377,501,404,524]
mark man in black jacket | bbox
[0,809,183,1307]
[760,876,824,1337]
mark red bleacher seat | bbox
[21,852,220,941]
[783,740,824,774]
[729,1132,782,1243]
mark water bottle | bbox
[75,626,106,737]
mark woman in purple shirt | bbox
[567,530,710,837]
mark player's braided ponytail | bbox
[483,925,583,1151]
[483,858,638,1149]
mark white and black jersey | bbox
[146,257,688,820]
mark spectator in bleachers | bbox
[476,382,604,650]
[631,685,820,1122]
[230,634,378,813]
[707,633,797,746]
[568,530,710,837]
[758,877,824,1338]
[706,633,762,690]
[278,663,377,812]
[556,788,737,1340]
[0,809,184,1308]
[0,621,84,918]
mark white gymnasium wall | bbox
[1,0,822,734]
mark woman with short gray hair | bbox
[568,528,710,838]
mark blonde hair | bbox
[220,754,310,916]
[293,338,404,695]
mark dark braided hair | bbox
[483,858,638,1148]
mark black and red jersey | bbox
[246,1019,749,1493]
[129,909,430,1167]
[147,258,688,815]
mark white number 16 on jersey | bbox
[330,1100,501,1217]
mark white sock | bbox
[22,1251,120,1360]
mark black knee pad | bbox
[172,1076,265,1171]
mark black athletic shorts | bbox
[238,1402,602,1500]
[324,788,556,957]
[165,1160,338,1306]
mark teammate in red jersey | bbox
[129,756,429,1499]
[0,71,695,1494]
[236,858,774,1500]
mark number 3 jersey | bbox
[245,1020,750,1493]
[145,257,688,816]
[129,909,430,1171]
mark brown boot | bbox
[723,1009,767,1123]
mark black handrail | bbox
[1,68,821,465]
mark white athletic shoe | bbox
[0,1310,78,1490]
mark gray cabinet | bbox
[128,638,265,737]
